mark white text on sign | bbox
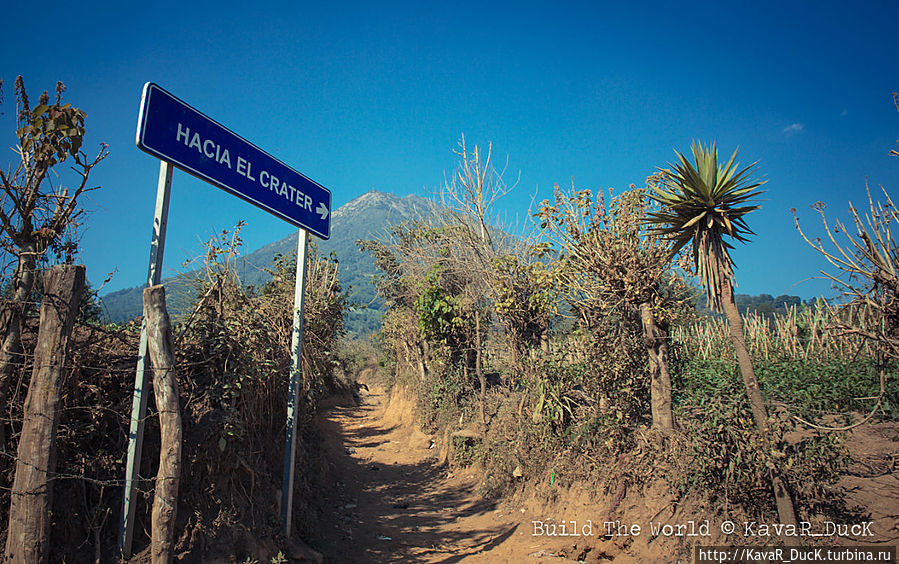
[176,123,317,213]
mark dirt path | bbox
[309,380,899,563]
[311,382,584,563]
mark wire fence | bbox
[0,323,151,494]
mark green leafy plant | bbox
[674,355,853,516]
[531,370,575,427]
[414,267,469,348]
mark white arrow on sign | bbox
[316,202,329,221]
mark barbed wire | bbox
[0,448,155,489]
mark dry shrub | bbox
[0,317,141,562]
[472,319,651,500]
[0,225,351,562]
[167,232,346,559]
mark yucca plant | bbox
[647,141,799,531]
[646,141,764,311]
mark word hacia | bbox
[175,123,315,212]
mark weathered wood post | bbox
[121,159,173,557]
[143,285,182,564]
[5,264,85,563]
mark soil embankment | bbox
[311,373,899,562]
[312,376,607,562]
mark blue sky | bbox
[1,1,897,299]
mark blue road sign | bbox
[136,82,331,239]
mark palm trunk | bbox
[639,302,674,430]
[720,283,768,429]
[721,282,798,533]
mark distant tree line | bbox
[734,293,805,317]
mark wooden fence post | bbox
[143,285,182,564]
[4,265,85,563]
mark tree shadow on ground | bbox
[311,390,515,562]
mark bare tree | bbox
[438,135,522,424]
[0,77,107,424]
[790,96,899,430]
[793,186,896,429]
[362,136,527,425]
[439,134,517,250]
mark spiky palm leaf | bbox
[646,141,764,311]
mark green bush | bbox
[675,355,897,422]
[417,359,472,432]
[756,358,898,421]
[674,355,855,515]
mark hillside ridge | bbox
[100,190,435,334]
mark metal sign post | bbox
[121,82,333,552]
[281,229,309,536]
[119,160,173,557]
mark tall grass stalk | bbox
[673,302,873,361]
